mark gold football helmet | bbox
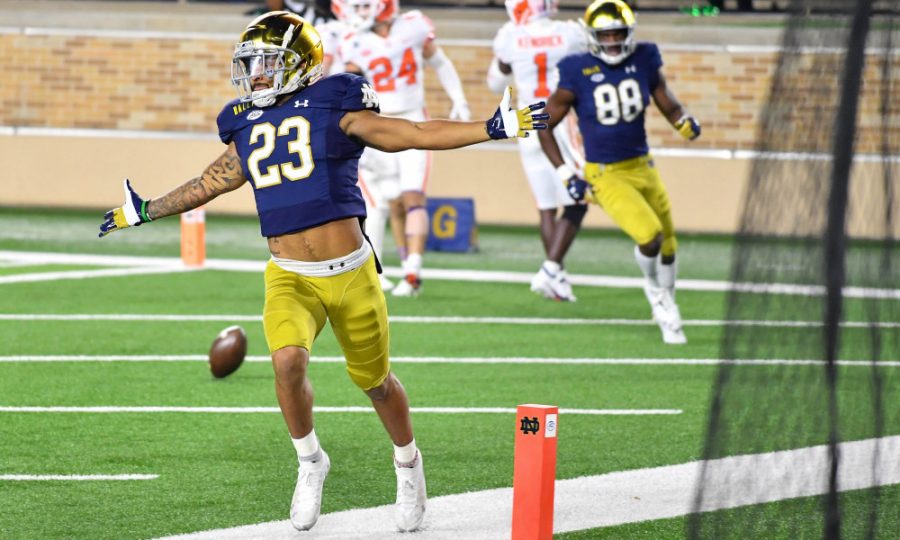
[231,11,324,107]
[581,0,637,65]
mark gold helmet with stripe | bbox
[231,11,324,107]
[581,0,637,65]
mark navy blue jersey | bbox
[217,73,380,237]
[557,43,662,164]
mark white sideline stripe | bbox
[1,355,897,367]
[155,436,900,540]
[0,313,897,329]
[0,406,680,416]
[3,128,900,162]
[0,474,157,481]
[2,250,898,299]
[0,266,191,284]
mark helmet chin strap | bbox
[251,90,277,108]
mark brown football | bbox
[208,325,247,378]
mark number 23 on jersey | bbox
[247,117,314,188]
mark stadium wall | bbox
[0,2,894,233]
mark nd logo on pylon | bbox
[519,416,540,435]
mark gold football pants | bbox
[262,255,390,390]
[584,154,678,257]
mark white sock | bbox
[365,206,389,262]
[658,258,677,295]
[634,246,659,287]
[541,260,561,275]
[394,439,418,466]
[292,429,321,462]
[403,253,423,276]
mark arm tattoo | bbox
[148,148,244,220]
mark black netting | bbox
[688,0,898,538]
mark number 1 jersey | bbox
[216,74,379,237]
[492,18,586,108]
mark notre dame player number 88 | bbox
[593,79,644,125]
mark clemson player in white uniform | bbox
[333,0,471,297]
[316,17,349,76]
[488,0,589,302]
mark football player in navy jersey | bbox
[98,11,547,533]
[538,0,700,345]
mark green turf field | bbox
[0,207,897,539]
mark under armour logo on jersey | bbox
[247,110,263,121]
[625,65,637,73]
[360,83,379,109]
[519,416,540,435]
[590,73,605,83]
[294,99,309,108]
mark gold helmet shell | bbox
[581,0,637,65]
[231,11,324,107]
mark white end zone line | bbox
[0,356,897,367]
[0,406,681,416]
[155,436,900,540]
[0,474,158,481]
[1,251,898,299]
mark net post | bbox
[511,404,558,540]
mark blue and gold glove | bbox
[486,86,549,140]
[556,164,591,203]
[674,115,701,141]
[98,179,152,238]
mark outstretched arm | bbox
[149,143,246,219]
[339,87,547,153]
[652,70,701,140]
[99,143,246,237]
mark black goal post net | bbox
[688,1,898,539]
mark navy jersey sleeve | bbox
[216,98,249,144]
[556,56,578,94]
[337,73,381,114]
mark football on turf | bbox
[208,325,247,378]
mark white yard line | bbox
[0,313,897,329]
[0,266,191,284]
[0,406,680,416]
[1,250,898,299]
[0,474,157,481]
[155,436,900,540]
[0,355,897,367]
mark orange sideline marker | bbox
[511,404,558,540]
[180,207,206,267]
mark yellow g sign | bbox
[432,205,458,239]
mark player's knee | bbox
[561,204,588,228]
[639,233,664,258]
[365,372,396,401]
[271,346,309,385]
[405,206,428,236]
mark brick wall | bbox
[0,31,895,154]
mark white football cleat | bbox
[392,274,422,297]
[530,266,576,302]
[379,274,394,291]
[290,450,330,531]
[394,451,427,532]
[645,286,687,344]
